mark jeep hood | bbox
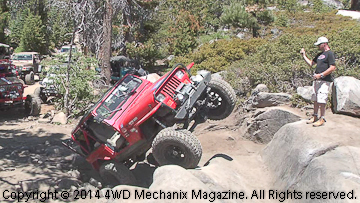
[0,77,23,85]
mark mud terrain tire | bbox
[24,94,41,116]
[99,161,136,187]
[207,78,236,120]
[34,87,47,103]
[25,72,35,85]
[152,128,202,169]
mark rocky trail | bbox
[1,80,360,203]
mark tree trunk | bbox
[351,0,360,10]
[100,0,113,85]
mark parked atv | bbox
[63,62,236,186]
[0,59,41,115]
[35,72,60,103]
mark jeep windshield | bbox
[12,54,32,60]
[95,75,142,119]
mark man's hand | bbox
[300,48,305,55]
[313,74,321,80]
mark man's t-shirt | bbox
[312,50,335,82]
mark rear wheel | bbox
[99,161,136,187]
[152,128,202,169]
[206,78,236,120]
[25,72,35,85]
[24,94,41,116]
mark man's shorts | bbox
[311,80,332,104]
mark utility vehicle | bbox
[0,59,41,115]
[11,52,42,85]
[63,62,236,186]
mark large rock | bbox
[296,86,313,102]
[332,76,360,117]
[148,165,219,203]
[337,10,360,19]
[251,84,269,95]
[245,107,301,143]
[51,112,67,124]
[261,118,360,191]
[291,146,360,202]
[251,92,292,108]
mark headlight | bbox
[156,93,166,102]
[0,87,5,92]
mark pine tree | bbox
[18,13,47,54]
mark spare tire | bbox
[206,78,236,120]
[25,72,35,85]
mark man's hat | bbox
[314,37,329,46]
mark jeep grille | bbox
[0,85,22,99]
[161,76,181,98]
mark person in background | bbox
[300,36,336,127]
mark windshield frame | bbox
[95,75,142,120]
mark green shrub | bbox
[41,53,98,117]
[275,13,290,27]
[125,39,162,69]
[312,0,333,13]
[170,38,266,74]
[257,10,275,25]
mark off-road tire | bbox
[24,94,41,116]
[34,87,47,103]
[99,161,136,187]
[152,128,202,169]
[207,78,236,120]
[25,72,35,85]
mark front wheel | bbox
[152,128,202,169]
[99,161,136,187]
[206,78,236,120]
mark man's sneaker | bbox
[306,115,318,124]
[313,117,326,127]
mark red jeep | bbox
[64,63,236,186]
[0,59,41,115]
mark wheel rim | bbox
[208,90,223,109]
[164,145,186,164]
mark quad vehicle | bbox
[35,72,60,103]
[11,52,42,85]
[63,62,236,186]
[0,59,41,115]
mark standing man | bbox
[300,37,336,127]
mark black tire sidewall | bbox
[152,129,202,169]
[99,161,136,187]
[207,78,236,120]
